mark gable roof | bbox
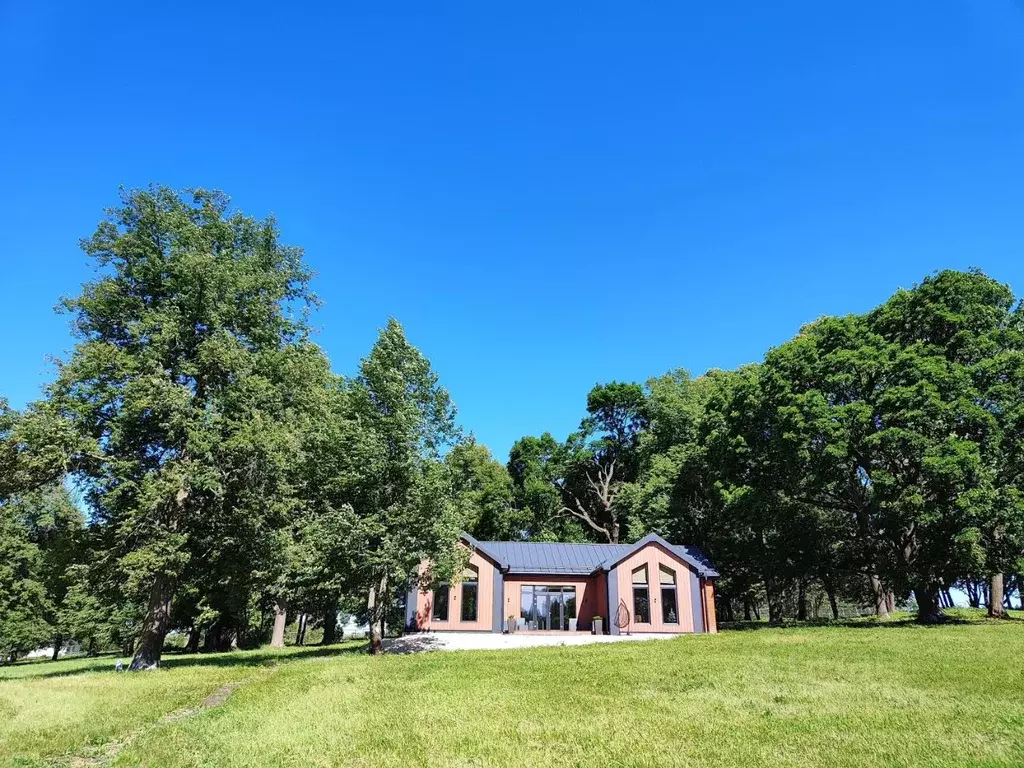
[594,532,720,577]
[460,532,719,578]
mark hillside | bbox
[2,612,1023,768]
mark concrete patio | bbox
[383,631,679,654]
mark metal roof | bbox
[468,534,719,578]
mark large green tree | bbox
[41,186,321,668]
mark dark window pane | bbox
[461,583,478,622]
[520,586,535,626]
[633,586,650,623]
[432,584,449,621]
[661,586,678,624]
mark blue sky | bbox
[2,2,1024,461]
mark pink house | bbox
[406,532,719,635]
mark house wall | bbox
[701,578,718,633]
[613,542,703,633]
[410,548,496,632]
[503,573,607,631]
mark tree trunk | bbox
[825,584,839,620]
[296,614,307,646]
[185,627,201,653]
[914,583,944,623]
[322,600,338,645]
[130,575,173,670]
[270,598,288,649]
[610,520,620,544]
[743,597,752,622]
[869,574,890,619]
[966,581,979,608]
[989,573,1008,619]
[51,634,63,661]
[765,579,784,625]
[87,637,97,657]
[797,581,808,622]
[367,571,388,655]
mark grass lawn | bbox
[2,610,1023,768]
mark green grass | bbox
[3,611,1024,767]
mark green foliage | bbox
[447,440,518,540]
[345,319,467,646]
[7,182,1024,660]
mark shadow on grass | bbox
[720,610,1021,632]
[1,642,368,682]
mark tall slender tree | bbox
[348,319,464,654]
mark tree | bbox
[15,484,85,658]
[41,186,320,668]
[446,440,518,540]
[554,382,647,543]
[348,319,465,654]
[0,500,52,664]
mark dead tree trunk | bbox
[270,599,288,649]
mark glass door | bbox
[547,592,563,631]
[535,591,551,630]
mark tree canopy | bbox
[2,186,1022,668]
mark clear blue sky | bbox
[2,2,1024,461]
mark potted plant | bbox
[592,616,603,635]
[507,615,517,634]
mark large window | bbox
[519,585,577,630]
[660,565,678,624]
[432,583,449,621]
[461,566,479,622]
[632,565,651,623]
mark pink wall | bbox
[411,548,494,631]
[702,578,718,633]
[614,542,698,633]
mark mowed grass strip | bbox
[93,616,1024,768]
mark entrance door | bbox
[547,592,564,631]
[535,591,551,630]
[519,585,577,630]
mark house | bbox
[406,532,719,635]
